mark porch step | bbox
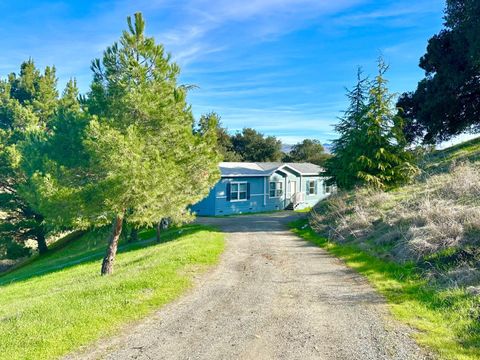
[285,203,294,210]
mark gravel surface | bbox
[67,212,432,360]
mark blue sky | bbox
[0,0,445,144]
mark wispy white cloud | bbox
[0,0,444,144]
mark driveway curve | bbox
[68,212,431,360]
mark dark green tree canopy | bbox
[231,128,282,162]
[0,59,60,257]
[326,62,418,190]
[397,0,480,143]
[283,139,330,165]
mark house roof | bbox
[219,162,323,177]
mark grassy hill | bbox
[0,224,224,360]
[292,136,480,360]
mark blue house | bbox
[192,162,334,216]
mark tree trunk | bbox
[156,218,169,243]
[128,228,138,243]
[156,220,162,243]
[101,213,124,276]
[36,232,48,255]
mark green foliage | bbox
[196,118,283,162]
[326,62,418,190]
[196,112,242,161]
[24,13,221,274]
[231,127,282,162]
[397,0,480,143]
[0,60,61,256]
[0,225,224,360]
[283,139,330,165]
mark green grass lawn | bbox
[290,218,480,360]
[0,224,225,360]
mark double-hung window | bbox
[307,180,316,195]
[269,182,283,198]
[230,182,247,201]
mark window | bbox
[269,181,283,198]
[230,182,247,201]
[307,180,316,195]
[323,182,334,194]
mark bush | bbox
[311,162,480,287]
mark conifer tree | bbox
[326,60,418,190]
[30,13,220,275]
[0,60,59,256]
[325,68,369,188]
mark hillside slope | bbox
[302,136,480,359]
[313,136,480,287]
[0,225,224,360]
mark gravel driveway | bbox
[68,212,431,360]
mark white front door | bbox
[289,181,297,197]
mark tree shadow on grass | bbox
[0,224,208,287]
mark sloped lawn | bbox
[0,225,224,360]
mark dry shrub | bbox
[393,198,479,260]
[430,162,480,203]
[311,189,393,242]
[311,162,480,285]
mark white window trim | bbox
[269,181,283,198]
[307,180,316,196]
[230,181,248,202]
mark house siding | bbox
[191,165,332,216]
[213,177,282,215]
[190,185,216,216]
[300,176,330,209]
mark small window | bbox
[231,182,247,201]
[307,180,316,195]
[269,182,283,198]
[324,182,334,194]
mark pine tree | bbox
[325,67,369,188]
[30,13,220,275]
[0,60,59,257]
[326,60,418,190]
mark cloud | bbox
[332,1,444,28]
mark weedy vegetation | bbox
[293,137,480,360]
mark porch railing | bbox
[290,192,305,209]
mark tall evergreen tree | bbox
[325,68,369,188]
[326,61,418,189]
[0,60,59,256]
[29,13,220,275]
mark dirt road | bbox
[68,212,430,360]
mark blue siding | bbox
[213,177,280,215]
[190,185,216,216]
[191,167,332,216]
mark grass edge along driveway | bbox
[0,224,225,360]
[290,218,480,360]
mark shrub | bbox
[311,162,480,287]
